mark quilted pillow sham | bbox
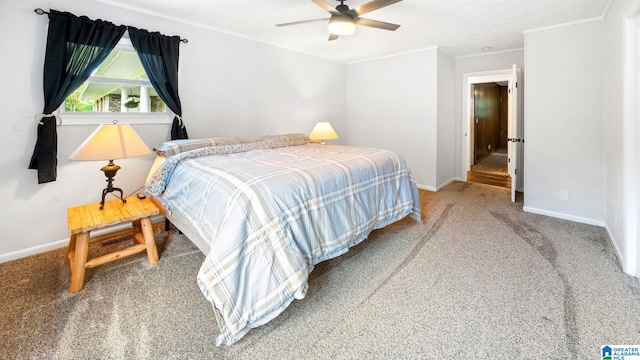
[154,137,244,157]
[257,133,309,146]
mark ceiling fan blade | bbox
[328,33,339,41]
[351,0,402,17]
[311,0,339,14]
[276,18,329,27]
[356,18,400,31]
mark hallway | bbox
[467,149,510,188]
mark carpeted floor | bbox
[1,182,639,359]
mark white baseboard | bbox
[0,214,166,264]
[417,184,436,192]
[0,238,71,264]
[436,178,458,191]
[417,178,464,193]
[604,224,626,271]
[522,206,605,227]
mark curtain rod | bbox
[33,8,189,43]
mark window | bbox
[62,34,167,116]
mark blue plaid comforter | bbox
[147,143,421,345]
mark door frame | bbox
[623,11,640,276]
[461,68,522,193]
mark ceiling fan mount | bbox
[335,1,350,15]
[276,0,402,41]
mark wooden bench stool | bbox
[66,195,160,292]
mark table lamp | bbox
[309,122,339,144]
[69,121,152,210]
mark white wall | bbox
[604,0,640,276]
[0,0,346,261]
[182,30,346,140]
[345,49,439,189]
[436,50,456,188]
[523,19,605,225]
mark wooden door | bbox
[474,83,501,162]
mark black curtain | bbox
[129,28,188,140]
[29,10,126,183]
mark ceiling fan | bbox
[276,0,402,41]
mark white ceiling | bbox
[95,0,611,63]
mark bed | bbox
[145,134,421,346]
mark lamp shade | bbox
[69,123,152,161]
[309,122,339,144]
[328,15,356,35]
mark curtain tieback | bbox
[176,115,184,128]
[36,113,62,126]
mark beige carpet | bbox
[1,182,639,359]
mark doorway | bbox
[462,66,522,202]
[468,82,510,188]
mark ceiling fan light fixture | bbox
[328,15,356,35]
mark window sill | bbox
[57,111,174,126]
